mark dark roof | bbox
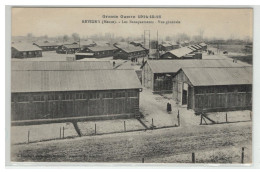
[180,67,252,86]
[145,59,252,73]
[34,42,59,47]
[187,46,196,51]
[11,61,112,71]
[118,45,146,53]
[12,43,42,52]
[87,46,117,52]
[12,69,142,93]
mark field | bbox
[11,122,252,163]
[209,44,253,64]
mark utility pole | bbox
[157,30,159,59]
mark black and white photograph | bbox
[8,7,253,164]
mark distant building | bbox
[11,69,142,121]
[56,44,80,54]
[11,43,42,58]
[11,61,113,70]
[141,59,252,93]
[160,47,195,59]
[33,41,59,51]
[130,41,143,47]
[199,43,207,51]
[172,67,252,112]
[83,46,118,58]
[113,45,148,60]
[158,43,174,52]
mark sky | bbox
[11,8,253,40]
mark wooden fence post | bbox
[200,114,203,125]
[124,121,126,132]
[63,126,64,139]
[178,110,180,126]
[226,113,228,123]
[95,123,96,135]
[241,147,245,164]
[192,152,195,163]
[27,130,30,144]
[250,111,252,121]
[142,158,144,163]
[152,118,154,129]
[60,127,61,139]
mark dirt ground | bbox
[77,119,145,136]
[11,121,252,163]
[140,88,201,128]
[11,122,78,144]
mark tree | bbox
[63,35,69,42]
[71,33,80,41]
[27,33,33,38]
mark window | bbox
[18,95,29,103]
[115,92,125,98]
[33,95,45,102]
[128,91,138,97]
[63,94,73,100]
[75,93,86,100]
[89,92,100,99]
[103,92,113,99]
[48,94,59,101]
[23,52,27,56]
[28,52,32,55]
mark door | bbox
[182,83,188,105]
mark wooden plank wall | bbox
[194,85,252,112]
[11,89,139,121]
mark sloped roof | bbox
[160,43,173,48]
[12,43,42,52]
[165,47,193,58]
[180,67,252,86]
[64,44,80,49]
[11,61,112,71]
[199,43,207,46]
[79,40,96,47]
[34,42,59,47]
[187,46,196,51]
[118,45,146,53]
[145,59,252,74]
[11,69,142,93]
[87,46,117,52]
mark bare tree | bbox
[71,33,80,41]
[63,35,69,42]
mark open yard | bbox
[77,118,145,136]
[11,121,252,163]
[11,122,78,144]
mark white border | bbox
[2,1,260,170]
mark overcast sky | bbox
[12,8,253,40]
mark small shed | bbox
[12,43,42,58]
[172,67,252,112]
